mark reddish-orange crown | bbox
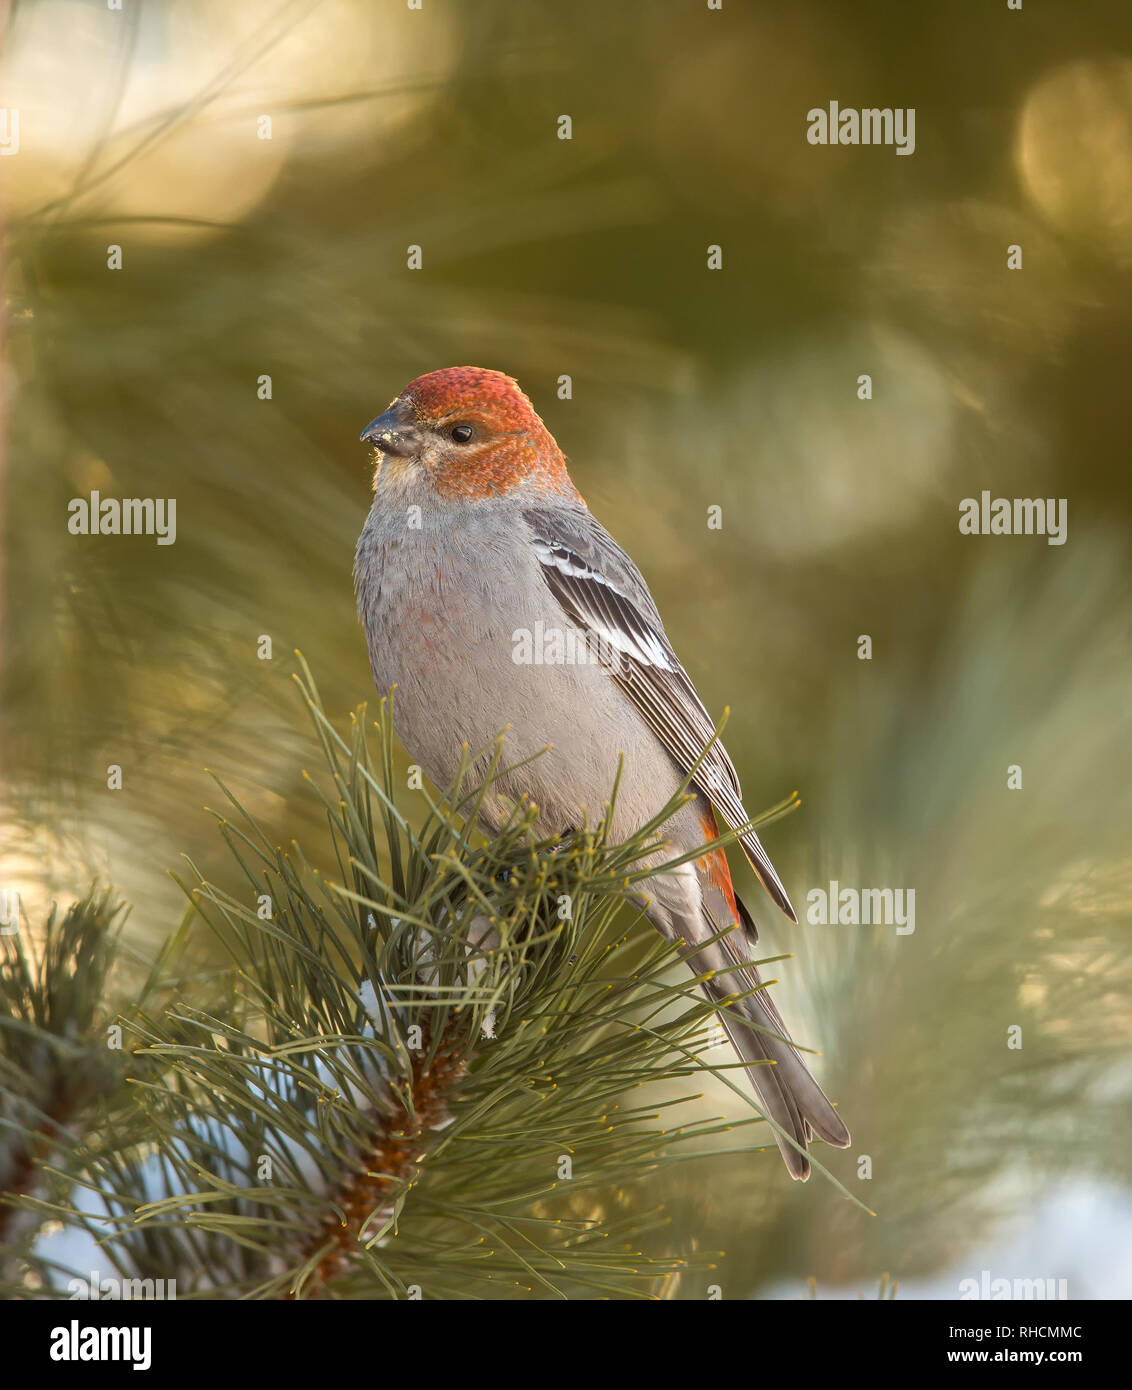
[403,366,539,429]
[398,366,579,502]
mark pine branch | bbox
[0,890,129,1277]
[293,1017,466,1297]
[2,661,835,1299]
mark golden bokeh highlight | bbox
[1,0,455,241]
[1018,58,1132,266]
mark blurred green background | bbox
[3,0,1132,1297]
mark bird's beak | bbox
[359,398,421,457]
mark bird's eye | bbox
[450,424,474,444]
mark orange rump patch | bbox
[697,805,740,924]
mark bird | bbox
[354,366,849,1179]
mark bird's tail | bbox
[693,839,849,1181]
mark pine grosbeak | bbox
[355,366,849,1179]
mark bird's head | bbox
[360,366,577,502]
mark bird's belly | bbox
[359,536,686,842]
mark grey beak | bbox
[360,399,420,457]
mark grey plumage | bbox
[355,397,848,1179]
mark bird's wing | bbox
[522,505,797,921]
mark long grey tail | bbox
[693,887,849,1181]
[702,963,850,1180]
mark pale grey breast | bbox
[355,486,693,846]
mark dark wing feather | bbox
[523,506,797,921]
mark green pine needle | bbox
[1,661,854,1300]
